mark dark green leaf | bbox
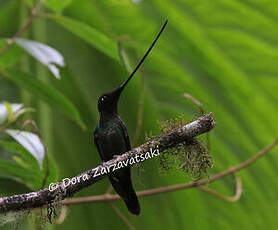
[0,40,22,68]
[0,160,42,190]
[1,69,86,129]
[48,14,120,62]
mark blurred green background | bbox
[1,0,278,229]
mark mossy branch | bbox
[0,113,215,213]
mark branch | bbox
[183,93,205,115]
[61,137,278,206]
[0,113,215,213]
[0,0,45,56]
[198,174,242,202]
[110,203,135,230]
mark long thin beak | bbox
[118,19,168,92]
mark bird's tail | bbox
[109,168,140,215]
[123,189,140,215]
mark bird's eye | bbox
[101,96,107,101]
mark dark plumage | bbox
[94,20,168,215]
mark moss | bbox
[147,115,213,180]
[158,114,188,134]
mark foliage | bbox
[0,0,278,229]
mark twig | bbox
[198,174,242,202]
[132,89,144,146]
[62,138,277,206]
[54,205,68,225]
[0,0,45,56]
[117,36,145,146]
[110,203,135,230]
[105,185,113,194]
[0,113,215,213]
[183,93,205,115]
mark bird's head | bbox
[97,19,168,116]
[97,84,125,115]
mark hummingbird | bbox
[94,20,168,215]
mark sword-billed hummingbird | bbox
[94,20,168,215]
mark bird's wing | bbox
[118,120,131,151]
[93,125,104,161]
[94,120,131,161]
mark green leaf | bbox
[2,0,278,229]
[47,14,120,62]
[0,160,42,190]
[4,101,13,123]
[41,2,278,230]
[0,140,40,170]
[1,69,86,129]
[0,39,22,68]
[0,140,58,190]
[6,129,45,170]
[45,0,72,13]
[0,102,23,124]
